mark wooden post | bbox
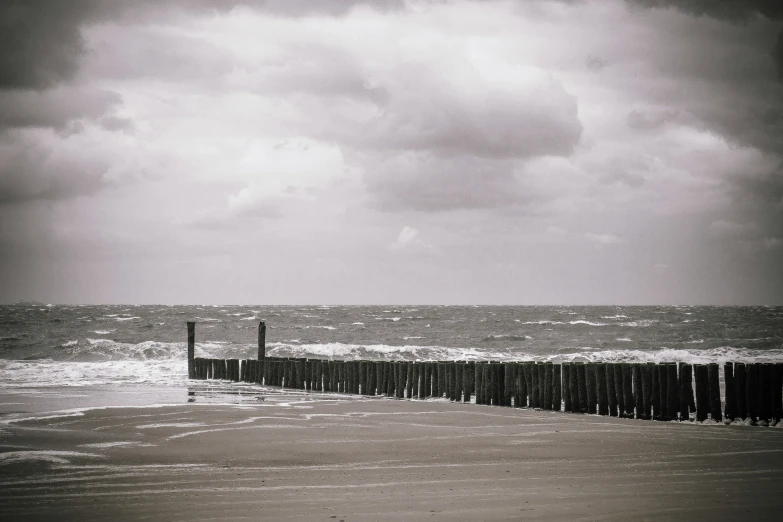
[562,363,572,412]
[734,362,746,419]
[666,363,679,421]
[774,363,783,424]
[596,363,608,415]
[585,363,597,414]
[455,362,464,402]
[187,321,195,379]
[464,362,474,403]
[487,363,496,405]
[607,363,618,417]
[632,364,644,419]
[296,359,305,389]
[435,363,444,398]
[723,363,736,421]
[404,362,412,399]
[424,362,432,398]
[497,363,506,406]
[473,363,483,404]
[552,363,562,411]
[759,364,773,424]
[650,364,660,420]
[707,363,722,422]
[257,321,266,380]
[622,364,634,417]
[746,363,759,423]
[543,362,553,410]
[576,363,587,413]
[679,363,692,421]
[528,363,538,408]
[568,362,579,412]
[482,363,491,405]
[397,362,406,399]
[521,363,531,408]
[694,364,709,422]
[613,363,624,417]
[505,363,516,407]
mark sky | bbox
[0,0,782,305]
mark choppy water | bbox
[1,304,782,391]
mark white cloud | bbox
[586,232,622,245]
[388,226,436,254]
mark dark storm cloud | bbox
[774,31,783,79]
[0,134,108,203]
[369,79,583,159]
[365,154,524,212]
[0,87,121,131]
[627,0,782,20]
[0,0,404,90]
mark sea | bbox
[1,304,782,419]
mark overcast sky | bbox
[1,0,781,305]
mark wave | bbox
[551,347,783,365]
[267,342,511,361]
[619,320,659,327]
[0,359,188,389]
[483,334,533,342]
[115,316,140,322]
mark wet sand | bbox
[2,392,783,521]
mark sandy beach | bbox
[2,389,782,521]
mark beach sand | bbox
[2,390,783,521]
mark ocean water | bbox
[2,304,782,390]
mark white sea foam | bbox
[91,330,115,335]
[305,325,336,330]
[0,359,189,389]
[602,314,629,319]
[569,320,607,326]
[616,338,632,342]
[619,319,659,327]
[516,320,565,325]
[352,322,364,325]
[63,340,78,347]
[483,334,532,341]
[79,441,141,449]
[115,316,140,322]
[0,450,103,465]
[239,315,257,321]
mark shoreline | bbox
[2,394,783,520]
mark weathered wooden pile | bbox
[187,322,783,425]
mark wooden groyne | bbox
[187,322,783,425]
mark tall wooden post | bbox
[586,363,597,414]
[708,363,722,422]
[187,321,195,379]
[562,363,572,412]
[257,321,266,384]
[633,364,644,419]
[679,363,692,421]
[694,364,709,422]
[596,363,609,416]
[724,363,736,421]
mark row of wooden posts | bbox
[187,322,783,425]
